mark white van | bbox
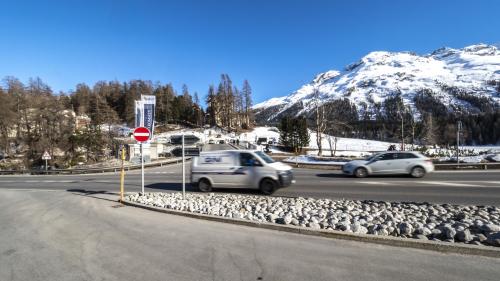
[190,150,294,195]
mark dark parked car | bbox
[170,135,200,145]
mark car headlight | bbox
[277,170,291,176]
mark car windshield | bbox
[255,151,275,164]
[365,154,380,161]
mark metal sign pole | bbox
[182,134,186,200]
[141,142,145,194]
[120,146,125,202]
[45,159,48,171]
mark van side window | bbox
[240,153,258,166]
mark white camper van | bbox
[190,150,294,195]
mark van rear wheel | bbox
[198,179,212,192]
[259,178,277,195]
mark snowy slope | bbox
[254,44,500,122]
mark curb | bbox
[121,200,500,258]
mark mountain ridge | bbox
[254,43,500,123]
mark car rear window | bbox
[396,153,419,159]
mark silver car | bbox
[342,151,434,178]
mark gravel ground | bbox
[126,192,500,247]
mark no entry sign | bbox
[133,127,151,142]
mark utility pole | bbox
[398,106,405,151]
[401,116,404,151]
[456,120,462,164]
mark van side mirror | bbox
[252,159,263,167]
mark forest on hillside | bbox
[259,85,500,147]
[0,74,254,168]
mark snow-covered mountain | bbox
[254,44,500,123]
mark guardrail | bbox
[433,162,500,170]
[0,157,189,175]
[281,160,500,171]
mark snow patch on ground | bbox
[283,156,347,165]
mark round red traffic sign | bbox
[133,127,151,142]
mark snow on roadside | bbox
[283,155,347,165]
[308,131,398,152]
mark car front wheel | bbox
[259,178,277,195]
[354,167,368,178]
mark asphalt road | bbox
[0,161,499,205]
[0,144,499,205]
[1,189,499,281]
[202,143,235,151]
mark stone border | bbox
[122,199,500,258]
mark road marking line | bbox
[0,180,75,183]
[417,181,482,187]
[357,181,394,185]
[1,188,61,192]
[485,181,500,185]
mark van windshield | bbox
[255,151,275,164]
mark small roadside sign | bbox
[133,127,151,194]
[42,151,51,160]
[133,127,151,143]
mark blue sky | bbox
[1,0,499,105]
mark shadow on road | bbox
[146,182,197,192]
[66,189,119,203]
[316,173,411,179]
[145,183,263,196]
[316,173,349,178]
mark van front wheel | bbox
[259,178,277,195]
[198,179,212,192]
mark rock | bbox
[475,233,488,242]
[422,227,432,236]
[456,229,473,242]
[481,224,500,233]
[125,192,500,247]
[415,227,425,235]
[353,225,368,235]
[308,222,321,229]
[399,222,413,236]
[283,215,293,225]
[267,214,278,223]
[431,229,443,239]
[337,222,350,232]
[377,229,389,236]
[443,226,457,240]
[486,232,500,247]
[414,234,428,240]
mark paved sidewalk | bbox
[0,189,499,281]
